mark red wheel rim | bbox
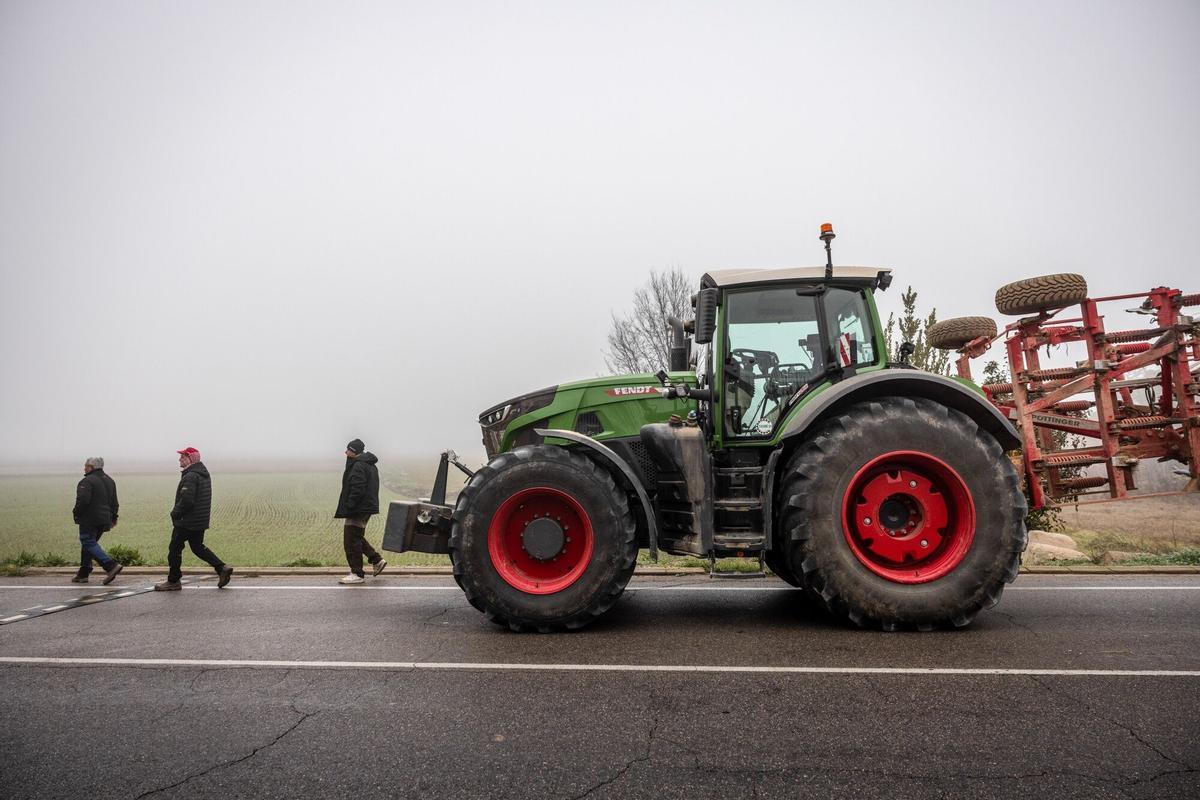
[488,487,595,594]
[841,450,975,584]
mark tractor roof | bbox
[701,266,889,289]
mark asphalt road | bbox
[1,573,1198,799]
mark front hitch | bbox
[381,450,475,555]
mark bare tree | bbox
[604,267,693,374]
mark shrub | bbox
[107,544,146,566]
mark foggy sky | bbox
[2,0,1197,467]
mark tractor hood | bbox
[477,371,696,457]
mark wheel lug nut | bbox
[863,517,872,526]
[908,480,917,488]
[919,539,928,548]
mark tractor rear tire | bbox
[995,273,1088,316]
[927,316,998,350]
[777,397,1027,630]
[449,445,637,632]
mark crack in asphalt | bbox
[131,706,317,799]
[567,685,659,800]
[1026,674,1196,795]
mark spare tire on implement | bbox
[927,316,998,350]
[995,273,1088,316]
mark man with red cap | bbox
[155,447,233,591]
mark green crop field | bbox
[0,460,454,569]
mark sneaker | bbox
[371,559,387,577]
[71,574,89,584]
[102,563,123,585]
[154,580,182,591]
[339,574,365,585]
[217,565,234,589]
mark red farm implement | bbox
[930,275,1200,509]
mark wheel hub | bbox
[878,496,914,533]
[522,517,565,560]
[842,451,976,584]
[487,486,595,595]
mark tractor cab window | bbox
[824,287,876,368]
[723,288,823,438]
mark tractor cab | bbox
[692,266,891,444]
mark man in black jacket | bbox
[335,438,385,584]
[155,447,233,591]
[72,457,123,585]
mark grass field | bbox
[2,461,1197,570]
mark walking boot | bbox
[102,563,123,586]
[70,574,89,584]
[154,580,182,591]
[217,565,233,589]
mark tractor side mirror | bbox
[693,288,719,344]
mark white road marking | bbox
[0,656,1196,677]
[0,615,29,623]
[1,583,1199,592]
[41,605,68,612]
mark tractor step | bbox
[712,532,767,551]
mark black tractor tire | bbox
[927,316,998,350]
[777,397,1027,630]
[450,445,637,632]
[995,273,1088,316]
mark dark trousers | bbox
[78,525,115,575]
[167,526,225,583]
[343,524,381,577]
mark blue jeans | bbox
[78,525,116,575]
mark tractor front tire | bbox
[450,445,637,632]
[778,397,1027,630]
[995,273,1088,316]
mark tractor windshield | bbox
[723,285,878,438]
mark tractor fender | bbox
[535,428,659,560]
[779,370,1021,451]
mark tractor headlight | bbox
[478,386,559,456]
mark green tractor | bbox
[383,226,1027,631]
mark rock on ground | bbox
[1025,541,1089,563]
[1028,530,1081,549]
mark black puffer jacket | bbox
[171,462,213,530]
[335,452,380,518]
[73,469,119,529]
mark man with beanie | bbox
[335,438,384,585]
[155,447,233,591]
[72,457,123,585]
